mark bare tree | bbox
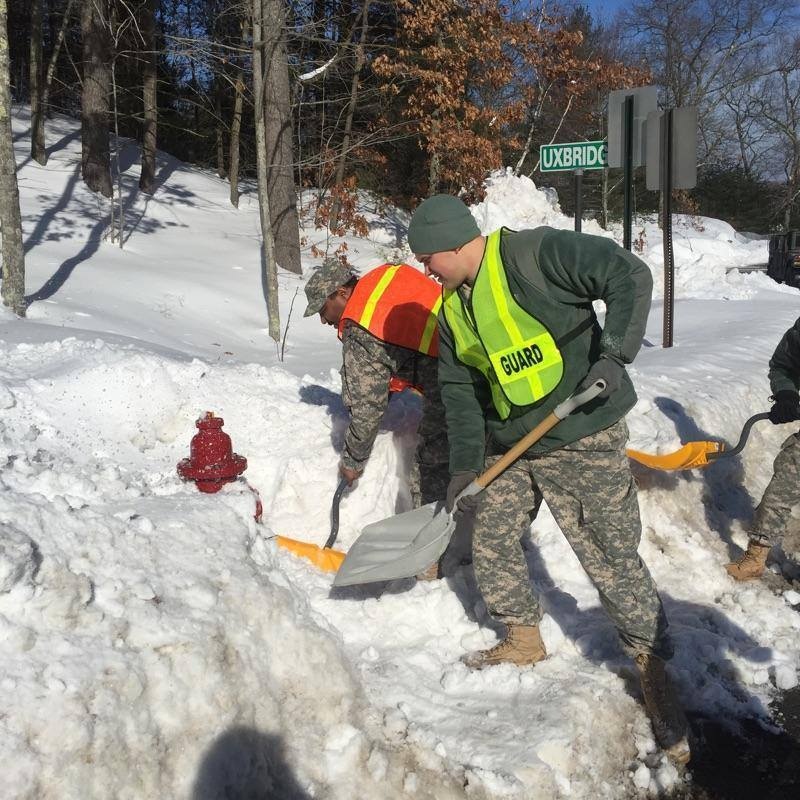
[29,0,46,164]
[81,0,112,197]
[328,0,368,232]
[253,0,279,341]
[139,0,157,194]
[262,0,301,275]
[757,37,800,229]
[229,15,248,208]
[619,0,799,167]
[721,81,768,179]
[214,72,226,178]
[32,0,77,166]
[0,0,25,316]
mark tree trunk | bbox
[81,0,112,197]
[139,0,157,194]
[329,1,368,232]
[253,0,280,341]
[186,1,200,133]
[29,0,46,165]
[40,0,76,146]
[214,73,226,178]
[263,0,301,275]
[229,17,248,208]
[110,52,123,245]
[0,0,25,316]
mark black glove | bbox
[578,355,626,399]
[769,390,800,424]
[446,471,481,516]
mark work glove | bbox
[339,462,363,486]
[769,390,800,425]
[578,354,626,399]
[446,471,481,517]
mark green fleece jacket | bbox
[438,227,653,474]
[768,316,800,395]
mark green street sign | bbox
[539,141,608,172]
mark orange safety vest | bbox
[337,264,442,356]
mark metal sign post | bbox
[623,96,634,250]
[646,106,697,349]
[607,86,658,251]
[662,110,674,348]
[539,141,607,232]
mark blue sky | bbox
[569,0,628,23]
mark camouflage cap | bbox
[303,258,358,317]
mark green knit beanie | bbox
[407,194,480,254]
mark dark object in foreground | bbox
[767,230,800,289]
[685,688,800,800]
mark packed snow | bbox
[2,106,799,799]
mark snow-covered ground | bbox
[2,107,799,799]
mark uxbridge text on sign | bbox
[540,141,608,172]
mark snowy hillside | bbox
[1,107,799,800]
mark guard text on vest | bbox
[499,345,544,376]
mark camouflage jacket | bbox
[769,316,800,395]
[340,322,436,471]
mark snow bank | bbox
[463,169,771,303]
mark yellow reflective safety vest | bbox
[442,230,564,419]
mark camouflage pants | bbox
[473,419,671,660]
[401,355,449,507]
[751,431,800,559]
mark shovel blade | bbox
[332,502,456,587]
[626,440,723,471]
[274,536,346,573]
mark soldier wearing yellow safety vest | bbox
[303,258,449,519]
[408,194,690,765]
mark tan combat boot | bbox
[462,624,547,669]
[725,540,770,581]
[635,653,691,765]
[416,562,440,582]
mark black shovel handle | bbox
[706,412,771,461]
[324,477,349,549]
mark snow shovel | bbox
[275,477,348,573]
[332,379,608,587]
[625,411,771,471]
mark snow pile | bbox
[638,215,772,300]
[0,334,468,799]
[467,169,772,303]
[471,168,587,233]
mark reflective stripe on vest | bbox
[338,264,442,356]
[443,230,564,418]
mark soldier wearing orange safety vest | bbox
[304,258,449,514]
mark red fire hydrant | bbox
[177,412,247,493]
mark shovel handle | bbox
[475,379,607,489]
[324,477,349,549]
[706,411,771,461]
